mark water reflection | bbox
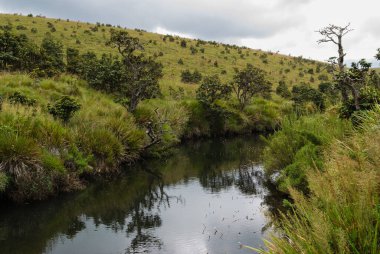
[0,136,282,254]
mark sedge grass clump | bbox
[261,108,380,254]
[0,127,58,201]
[134,99,190,147]
[74,125,126,172]
[263,113,351,193]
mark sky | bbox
[0,0,379,66]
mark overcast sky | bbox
[1,0,379,66]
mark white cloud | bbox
[1,0,379,65]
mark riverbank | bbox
[0,136,279,254]
[0,73,290,202]
[259,107,380,254]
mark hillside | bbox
[0,13,334,202]
[0,13,330,96]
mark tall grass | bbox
[263,113,351,193]
[258,108,380,254]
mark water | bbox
[0,136,282,254]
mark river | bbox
[0,136,283,254]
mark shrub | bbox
[276,80,291,98]
[190,46,198,54]
[48,96,81,122]
[8,92,37,106]
[339,86,380,120]
[181,69,202,83]
[292,83,325,111]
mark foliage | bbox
[8,91,36,106]
[231,64,272,111]
[318,82,339,105]
[37,35,65,77]
[106,29,163,112]
[261,108,380,254]
[48,96,81,122]
[291,83,325,111]
[339,86,380,120]
[0,30,38,72]
[276,80,291,99]
[196,75,231,105]
[263,114,351,193]
[181,69,202,83]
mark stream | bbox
[0,136,283,254]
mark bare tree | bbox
[316,24,353,102]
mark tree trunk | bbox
[350,86,360,110]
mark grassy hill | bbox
[0,13,332,202]
[0,13,330,96]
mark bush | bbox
[48,96,81,122]
[292,83,325,111]
[276,80,291,98]
[181,69,202,83]
[8,92,37,106]
[339,86,380,120]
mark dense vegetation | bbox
[254,25,380,254]
[0,13,303,202]
[1,13,380,254]
[258,108,380,254]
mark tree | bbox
[231,64,272,111]
[196,75,231,105]
[335,59,371,111]
[292,83,325,111]
[375,48,380,61]
[318,82,339,105]
[107,30,163,112]
[38,35,65,77]
[66,48,81,74]
[180,40,187,48]
[316,24,353,102]
[181,69,202,83]
[276,80,291,98]
[0,31,38,71]
[196,75,232,135]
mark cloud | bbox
[0,0,303,40]
[1,0,379,63]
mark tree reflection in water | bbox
[0,136,283,254]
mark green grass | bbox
[263,113,352,193]
[0,13,330,96]
[258,107,380,254]
[0,73,148,201]
[0,72,289,201]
